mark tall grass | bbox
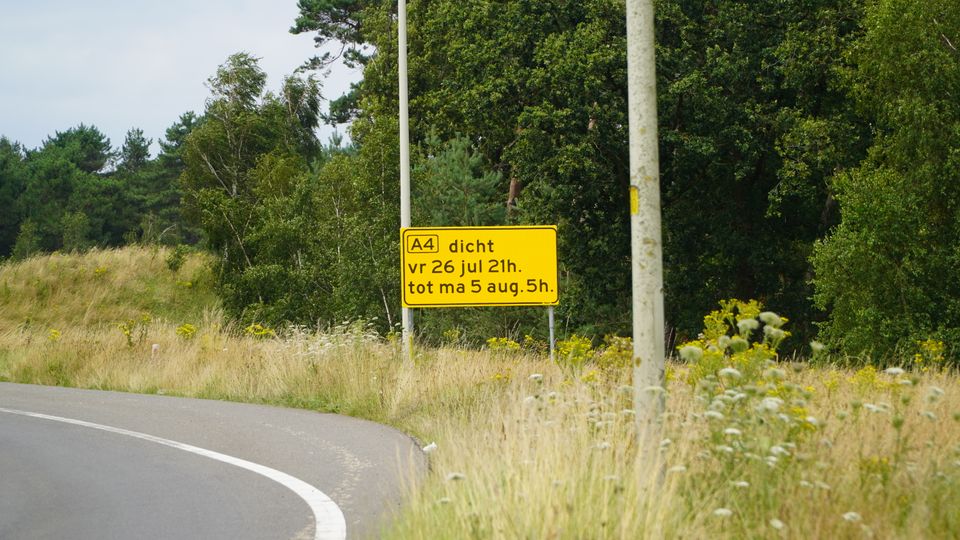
[0,246,217,330]
[2,248,959,538]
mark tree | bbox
[0,137,28,256]
[652,0,868,342]
[290,0,374,70]
[158,112,202,170]
[118,128,152,173]
[180,53,328,324]
[41,124,112,174]
[812,0,960,358]
[19,140,87,250]
[11,219,41,260]
[61,211,91,252]
[413,133,504,227]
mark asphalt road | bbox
[0,383,426,540]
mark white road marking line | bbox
[0,407,347,540]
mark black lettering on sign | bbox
[407,235,438,253]
[439,283,465,294]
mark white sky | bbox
[0,0,360,154]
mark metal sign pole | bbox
[548,306,555,363]
[399,0,414,362]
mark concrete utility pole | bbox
[626,0,666,434]
[399,0,414,361]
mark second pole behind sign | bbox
[398,0,414,362]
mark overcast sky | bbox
[0,0,360,154]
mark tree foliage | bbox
[0,138,28,255]
[0,117,196,258]
[179,53,333,324]
[812,0,960,357]
[291,0,867,344]
[4,0,956,362]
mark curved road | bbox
[0,383,426,540]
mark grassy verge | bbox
[2,248,960,538]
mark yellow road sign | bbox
[401,226,558,307]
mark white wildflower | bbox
[763,367,786,380]
[716,445,735,454]
[763,326,786,341]
[923,411,937,421]
[724,427,743,437]
[667,465,687,473]
[810,340,825,353]
[422,442,438,453]
[770,518,786,530]
[704,410,725,420]
[737,318,759,334]
[731,480,750,488]
[718,367,742,380]
[884,367,905,376]
[842,512,862,523]
[759,311,783,327]
[713,508,733,518]
[595,442,612,450]
[717,335,732,350]
[757,397,784,413]
[770,445,790,456]
[528,373,544,382]
[679,344,704,362]
[660,438,673,449]
[730,336,749,352]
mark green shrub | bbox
[166,245,189,272]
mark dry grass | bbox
[386,362,960,539]
[2,248,960,539]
